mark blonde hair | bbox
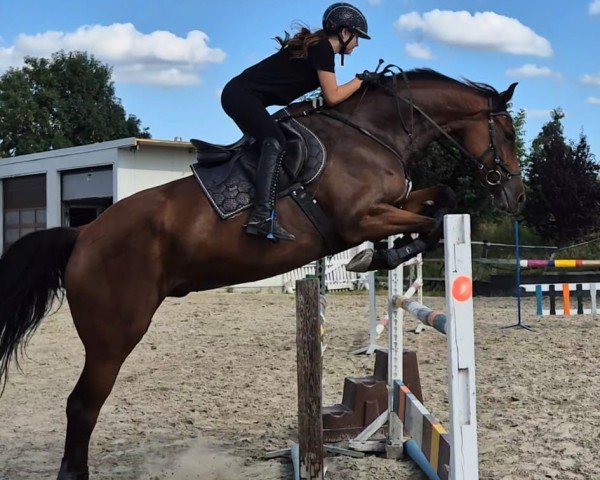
[275,24,330,59]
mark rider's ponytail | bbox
[275,23,329,59]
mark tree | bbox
[0,50,150,157]
[523,109,600,243]
[411,140,499,226]
[512,107,527,165]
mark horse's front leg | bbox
[346,185,456,272]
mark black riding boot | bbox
[246,137,295,242]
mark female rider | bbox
[221,2,377,242]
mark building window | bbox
[4,208,47,246]
[3,174,46,251]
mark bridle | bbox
[374,65,522,187]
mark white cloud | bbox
[394,10,553,57]
[590,0,600,15]
[581,72,600,86]
[405,42,436,60]
[0,23,226,87]
[587,96,600,106]
[505,64,559,79]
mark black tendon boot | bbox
[246,137,295,242]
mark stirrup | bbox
[246,210,295,242]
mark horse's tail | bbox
[0,227,79,394]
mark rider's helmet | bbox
[322,3,371,39]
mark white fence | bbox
[283,244,369,293]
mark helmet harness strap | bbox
[337,29,355,66]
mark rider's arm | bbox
[318,70,363,106]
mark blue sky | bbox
[1,0,599,156]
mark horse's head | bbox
[452,82,525,214]
[366,69,526,214]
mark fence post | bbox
[296,278,324,480]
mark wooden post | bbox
[296,279,324,480]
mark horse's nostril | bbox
[517,193,526,204]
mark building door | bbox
[3,174,46,251]
[69,207,98,227]
[61,167,112,227]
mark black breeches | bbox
[221,82,286,146]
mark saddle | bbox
[191,108,326,219]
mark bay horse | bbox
[0,69,524,479]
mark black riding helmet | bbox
[322,3,370,65]
[323,2,370,39]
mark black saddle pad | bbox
[191,109,326,219]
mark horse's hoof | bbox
[57,472,89,480]
[57,460,89,480]
[347,250,391,272]
[346,249,374,272]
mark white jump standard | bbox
[348,214,479,480]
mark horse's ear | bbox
[501,82,518,105]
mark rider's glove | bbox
[356,70,381,87]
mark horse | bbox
[0,68,524,479]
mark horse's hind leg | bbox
[57,296,159,480]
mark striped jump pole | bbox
[520,259,600,268]
[391,282,446,334]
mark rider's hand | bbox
[356,70,381,87]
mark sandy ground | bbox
[1,291,599,480]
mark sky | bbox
[1,0,599,156]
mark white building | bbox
[0,137,194,252]
[0,138,363,291]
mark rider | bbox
[221,2,375,242]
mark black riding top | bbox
[230,39,335,106]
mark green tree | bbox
[523,109,600,243]
[0,50,150,157]
[512,107,527,165]
[411,140,498,226]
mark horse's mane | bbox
[386,68,504,108]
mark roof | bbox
[133,138,193,149]
[0,137,194,166]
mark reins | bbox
[278,65,521,187]
[375,64,521,185]
[276,95,409,176]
